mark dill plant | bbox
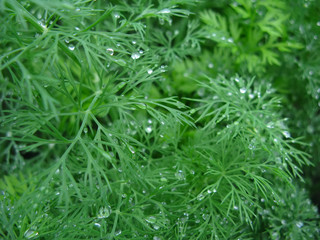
[0,0,319,239]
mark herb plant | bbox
[0,0,319,239]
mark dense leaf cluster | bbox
[0,0,319,239]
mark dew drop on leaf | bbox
[97,205,112,218]
[240,87,247,94]
[248,143,255,150]
[147,69,153,74]
[296,221,304,228]
[153,224,160,230]
[106,48,114,56]
[94,223,101,228]
[145,126,152,133]
[282,131,291,138]
[68,44,75,51]
[131,52,141,60]
[145,216,157,224]
[175,170,185,180]
[160,177,167,182]
[197,193,205,201]
[24,230,39,239]
[158,8,171,14]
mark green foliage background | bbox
[0,0,319,239]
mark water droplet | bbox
[145,126,152,133]
[175,170,185,180]
[227,38,233,43]
[145,216,157,224]
[24,229,39,239]
[114,12,120,19]
[48,143,55,149]
[132,41,136,45]
[147,69,153,74]
[153,236,161,240]
[281,219,286,225]
[240,87,247,94]
[131,52,141,60]
[68,44,75,51]
[122,194,127,198]
[233,206,238,210]
[75,8,80,12]
[158,8,171,14]
[317,21,320,27]
[83,127,88,133]
[235,77,240,82]
[267,122,274,129]
[207,189,212,194]
[115,230,122,236]
[227,92,232,96]
[202,213,208,220]
[273,138,278,143]
[160,177,167,182]
[197,193,205,201]
[97,205,111,218]
[248,144,255,150]
[106,48,114,56]
[6,131,12,137]
[296,221,304,228]
[94,223,101,227]
[249,93,255,99]
[282,131,291,138]
[208,63,214,68]
[160,65,166,72]
[75,27,80,31]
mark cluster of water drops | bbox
[197,188,217,201]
